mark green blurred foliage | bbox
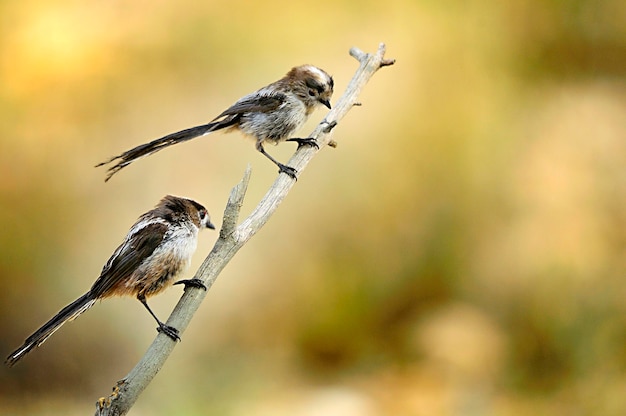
[1,0,625,415]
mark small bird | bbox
[5,195,215,367]
[97,65,334,181]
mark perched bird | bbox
[5,195,215,367]
[97,65,334,181]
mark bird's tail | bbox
[96,122,222,182]
[5,293,97,367]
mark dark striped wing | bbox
[211,92,286,121]
[90,222,169,297]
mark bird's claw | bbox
[174,278,207,291]
[323,120,337,133]
[278,164,298,180]
[157,324,181,342]
[287,137,319,150]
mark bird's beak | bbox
[207,221,216,230]
[320,99,331,109]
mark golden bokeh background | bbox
[1,1,625,415]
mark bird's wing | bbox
[90,222,169,297]
[211,92,286,122]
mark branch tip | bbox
[349,47,367,62]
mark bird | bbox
[96,65,334,181]
[5,195,215,367]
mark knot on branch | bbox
[95,381,124,415]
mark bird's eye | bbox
[199,210,207,220]
[308,89,317,97]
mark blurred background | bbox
[1,0,625,415]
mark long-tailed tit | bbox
[5,195,215,367]
[97,65,334,181]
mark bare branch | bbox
[95,43,395,416]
